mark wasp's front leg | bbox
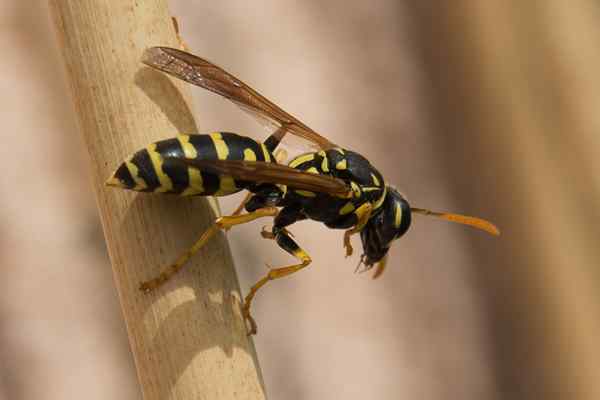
[343,202,373,257]
[171,17,189,51]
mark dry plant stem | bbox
[49,1,266,399]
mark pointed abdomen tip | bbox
[105,175,124,188]
[106,163,135,189]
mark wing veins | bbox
[142,47,337,150]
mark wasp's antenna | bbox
[411,207,500,236]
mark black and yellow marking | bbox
[107,132,275,197]
[288,153,319,197]
[209,132,237,195]
[335,159,347,170]
[343,202,374,257]
[244,148,257,161]
[318,150,329,172]
[394,201,403,228]
[147,142,174,193]
[372,186,387,211]
[288,153,315,169]
[339,202,355,216]
[350,182,361,198]
[129,147,161,191]
[109,162,135,189]
[177,135,204,195]
[371,173,380,187]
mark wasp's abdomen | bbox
[107,132,273,196]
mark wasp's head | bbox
[359,186,500,278]
[360,187,411,268]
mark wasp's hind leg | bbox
[139,207,278,292]
[244,206,308,335]
[263,126,290,153]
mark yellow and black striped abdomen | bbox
[107,132,273,196]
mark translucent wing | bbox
[163,158,350,196]
[142,47,337,150]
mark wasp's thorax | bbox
[360,187,411,266]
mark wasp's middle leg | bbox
[139,206,278,292]
[260,204,305,240]
[244,206,308,334]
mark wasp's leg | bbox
[244,206,307,334]
[139,207,278,292]
[243,227,311,335]
[260,205,305,240]
[171,17,189,51]
[260,226,293,240]
[343,202,373,257]
[263,125,290,152]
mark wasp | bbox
[106,47,499,335]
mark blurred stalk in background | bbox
[411,2,600,399]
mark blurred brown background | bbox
[2,1,599,399]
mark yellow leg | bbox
[171,17,189,51]
[242,229,310,335]
[260,226,293,240]
[243,251,311,335]
[139,207,278,292]
[344,202,373,257]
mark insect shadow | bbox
[134,66,198,135]
[122,182,264,398]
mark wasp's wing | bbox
[163,158,349,196]
[142,47,337,150]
